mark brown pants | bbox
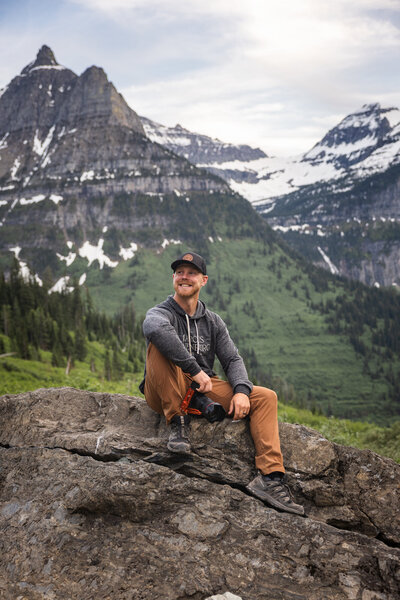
[144,343,285,476]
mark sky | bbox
[1,0,400,156]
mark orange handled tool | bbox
[180,382,202,415]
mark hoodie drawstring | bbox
[185,313,200,355]
[195,321,200,354]
[185,314,192,355]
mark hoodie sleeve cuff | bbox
[185,363,202,377]
[234,384,251,397]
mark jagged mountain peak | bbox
[141,115,267,165]
[21,45,63,76]
[80,65,108,81]
[302,103,396,168]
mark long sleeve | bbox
[142,307,201,376]
[214,314,253,394]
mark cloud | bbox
[2,0,400,155]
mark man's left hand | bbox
[228,393,250,420]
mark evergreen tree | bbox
[104,350,112,381]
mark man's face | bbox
[173,264,208,298]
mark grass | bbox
[278,403,400,463]
[1,349,398,464]
[0,344,144,398]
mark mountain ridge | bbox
[143,103,400,287]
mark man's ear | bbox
[201,275,208,287]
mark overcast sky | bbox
[1,0,400,156]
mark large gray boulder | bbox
[0,387,399,599]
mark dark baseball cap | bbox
[171,252,207,275]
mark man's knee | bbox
[250,386,278,409]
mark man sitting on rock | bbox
[141,251,304,516]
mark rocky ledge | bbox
[0,388,399,600]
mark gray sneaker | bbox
[246,474,305,516]
[167,414,191,454]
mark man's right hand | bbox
[192,370,213,394]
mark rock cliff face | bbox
[0,46,240,282]
[1,388,399,599]
[264,165,400,286]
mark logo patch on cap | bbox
[183,253,193,261]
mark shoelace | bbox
[265,479,294,504]
[176,416,189,440]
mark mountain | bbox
[0,45,245,281]
[1,46,400,425]
[141,115,267,172]
[149,104,400,287]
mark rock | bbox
[0,387,399,600]
[205,593,243,600]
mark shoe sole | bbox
[246,482,305,516]
[167,441,191,454]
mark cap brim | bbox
[171,260,203,273]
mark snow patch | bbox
[49,276,74,294]
[28,65,66,73]
[57,250,76,267]
[78,239,118,269]
[9,246,43,285]
[80,170,94,182]
[0,132,9,150]
[317,247,339,275]
[10,158,21,180]
[79,273,87,286]
[20,195,46,205]
[119,242,138,260]
[33,126,55,157]
[50,194,63,204]
[161,239,182,249]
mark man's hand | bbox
[192,370,213,394]
[228,393,250,420]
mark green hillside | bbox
[1,259,399,463]
[82,238,400,426]
[0,265,146,396]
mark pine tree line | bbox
[0,261,145,380]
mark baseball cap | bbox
[171,252,207,275]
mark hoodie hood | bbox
[164,295,207,320]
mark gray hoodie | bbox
[142,295,253,396]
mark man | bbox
[141,251,304,516]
